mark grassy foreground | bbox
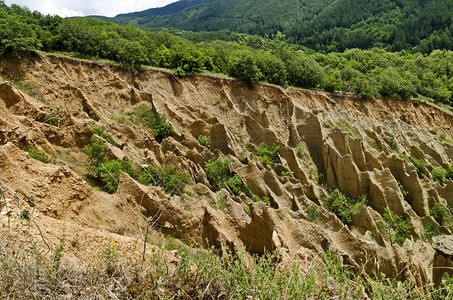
[1,230,452,299]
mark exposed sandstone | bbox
[0,52,452,287]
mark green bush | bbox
[25,146,56,164]
[83,137,108,177]
[151,115,174,143]
[174,67,186,78]
[129,104,173,142]
[252,195,271,205]
[430,203,451,226]
[447,165,453,180]
[410,157,428,179]
[226,174,252,197]
[227,49,263,84]
[307,204,320,222]
[90,124,119,146]
[99,159,123,194]
[204,157,252,196]
[197,135,210,146]
[423,221,442,243]
[280,170,290,177]
[255,142,279,166]
[97,157,138,194]
[205,156,231,190]
[432,166,447,185]
[377,208,412,246]
[138,164,190,196]
[84,137,188,195]
[83,138,139,193]
[322,189,366,224]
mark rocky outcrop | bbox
[0,52,452,286]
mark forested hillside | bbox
[115,0,218,18]
[107,0,453,53]
[0,1,452,106]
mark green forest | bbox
[108,0,453,53]
[0,1,452,106]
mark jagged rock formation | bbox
[0,53,452,285]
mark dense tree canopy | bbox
[105,0,453,53]
[0,1,452,106]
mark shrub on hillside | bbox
[129,104,173,142]
[205,156,231,190]
[377,208,412,246]
[254,142,279,166]
[197,135,210,146]
[322,189,367,224]
[138,164,189,196]
[430,203,451,226]
[432,166,447,185]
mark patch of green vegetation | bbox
[209,194,227,210]
[237,149,248,164]
[296,143,309,160]
[82,137,108,177]
[432,166,448,185]
[397,181,409,200]
[322,189,367,224]
[438,133,453,144]
[44,114,63,127]
[386,134,398,151]
[307,204,320,222]
[377,208,412,246]
[410,157,429,179]
[83,137,188,194]
[197,135,210,146]
[12,80,45,103]
[251,195,271,205]
[430,203,451,226]
[99,157,137,194]
[422,218,442,244]
[111,112,126,124]
[366,136,381,152]
[335,120,360,139]
[204,156,251,197]
[205,156,231,190]
[226,174,252,197]
[90,123,119,146]
[254,142,280,166]
[128,104,173,143]
[280,170,290,177]
[138,164,190,196]
[447,165,453,181]
[174,67,186,78]
[437,273,453,299]
[25,146,56,164]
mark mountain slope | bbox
[109,0,453,52]
[115,0,218,18]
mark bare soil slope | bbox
[1,52,452,289]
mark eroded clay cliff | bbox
[1,53,452,287]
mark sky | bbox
[4,0,179,17]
